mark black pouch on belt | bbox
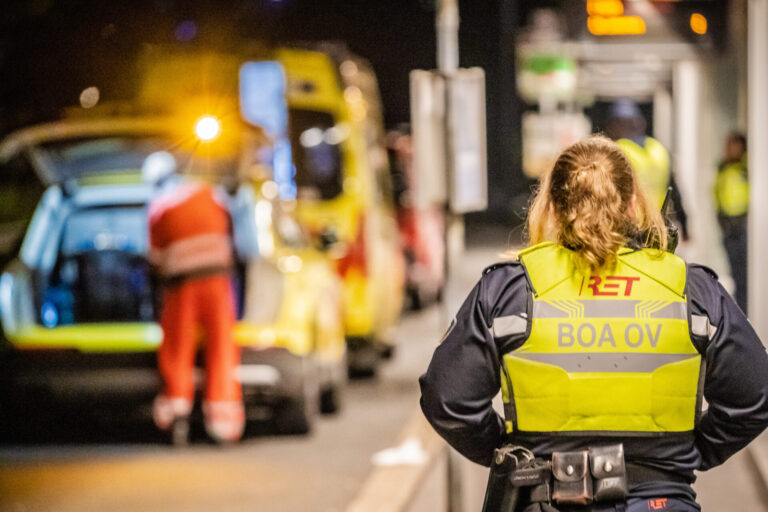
[589,444,628,502]
[551,450,592,505]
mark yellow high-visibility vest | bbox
[501,243,702,435]
[715,159,749,217]
[617,137,670,208]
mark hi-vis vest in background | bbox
[501,243,702,436]
[715,158,750,218]
[617,137,670,208]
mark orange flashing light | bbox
[588,15,647,36]
[587,0,624,17]
[690,13,708,35]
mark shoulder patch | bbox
[688,263,719,280]
[483,260,522,275]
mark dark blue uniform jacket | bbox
[419,260,768,483]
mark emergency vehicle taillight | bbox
[336,216,367,278]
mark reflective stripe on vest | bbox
[617,137,670,208]
[504,243,701,435]
[149,232,233,278]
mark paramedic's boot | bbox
[203,401,245,445]
[153,395,193,446]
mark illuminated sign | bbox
[588,15,646,35]
[690,13,708,35]
[586,0,646,36]
[577,1,722,47]
[587,0,624,17]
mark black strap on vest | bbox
[625,463,691,486]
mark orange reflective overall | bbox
[149,183,244,442]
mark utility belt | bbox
[482,444,687,512]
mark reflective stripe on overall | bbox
[148,183,234,278]
[500,243,702,435]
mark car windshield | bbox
[38,135,238,182]
[289,108,345,200]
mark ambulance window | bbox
[289,109,343,200]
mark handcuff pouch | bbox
[589,444,628,502]
[551,450,592,505]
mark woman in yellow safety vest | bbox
[420,136,768,511]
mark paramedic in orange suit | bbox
[143,151,244,444]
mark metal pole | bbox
[748,0,768,335]
[436,0,463,294]
[437,1,464,511]
[437,0,459,75]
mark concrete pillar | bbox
[673,61,706,264]
[672,60,724,273]
[695,59,732,280]
[748,0,768,333]
[653,87,673,149]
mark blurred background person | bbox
[714,131,749,312]
[144,152,244,445]
[606,98,689,246]
[386,124,445,310]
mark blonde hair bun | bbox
[525,135,667,271]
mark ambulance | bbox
[0,109,346,435]
[277,46,405,374]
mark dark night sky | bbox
[0,0,726,226]
[0,0,543,224]
[0,0,467,131]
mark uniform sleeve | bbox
[689,265,768,470]
[419,279,505,466]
